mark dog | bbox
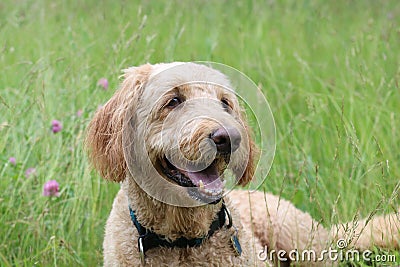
[86,62,399,266]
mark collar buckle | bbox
[222,203,233,229]
[138,236,145,265]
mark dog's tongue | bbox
[182,163,223,190]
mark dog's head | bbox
[86,63,258,205]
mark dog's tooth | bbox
[199,180,204,189]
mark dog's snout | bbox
[210,127,241,153]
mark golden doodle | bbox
[86,62,399,266]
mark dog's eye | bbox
[166,97,183,108]
[221,98,231,111]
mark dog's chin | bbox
[157,156,228,204]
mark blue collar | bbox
[129,200,233,261]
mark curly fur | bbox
[86,62,399,266]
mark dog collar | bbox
[129,200,236,263]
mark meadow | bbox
[0,0,399,266]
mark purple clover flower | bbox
[9,157,16,165]
[25,167,36,178]
[51,120,62,133]
[97,78,109,90]
[43,180,60,197]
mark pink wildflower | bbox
[51,120,62,133]
[76,109,83,117]
[9,157,16,165]
[43,180,60,197]
[97,78,109,90]
[25,167,36,178]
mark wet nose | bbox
[210,127,241,153]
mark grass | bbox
[0,0,399,266]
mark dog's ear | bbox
[237,123,258,186]
[85,64,152,182]
[232,102,259,187]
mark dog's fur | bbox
[86,62,399,266]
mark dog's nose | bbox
[210,127,241,153]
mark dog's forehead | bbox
[149,62,230,83]
[145,63,235,97]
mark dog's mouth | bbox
[158,156,228,202]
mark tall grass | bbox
[0,0,399,266]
